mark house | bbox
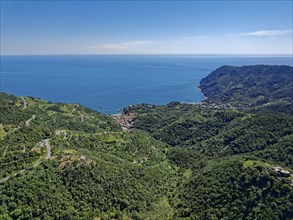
[273,167,290,177]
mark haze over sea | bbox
[1,55,292,114]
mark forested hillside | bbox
[124,102,293,219]
[198,65,293,109]
[0,93,177,219]
[1,64,293,219]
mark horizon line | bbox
[1,53,293,57]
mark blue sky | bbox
[1,1,292,55]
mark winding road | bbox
[0,138,52,183]
[25,115,36,127]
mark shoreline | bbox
[195,84,208,100]
[1,85,208,117]
[110,113,122,116]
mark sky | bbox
[1,0,292,55]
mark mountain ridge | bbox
[198,65,293,109]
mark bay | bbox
[1,55,292,114]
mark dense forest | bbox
[1,65,292,219]
[199,65,293,109]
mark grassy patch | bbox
[63,149,77,154]
[243,159,270,169]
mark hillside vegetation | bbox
[0,93,176,219]
[198,65,293,111]
[124,105,293,219]
[1,64,293,219]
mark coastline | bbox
[110,113,122,116]
[3,56,292,116]
[196,84,208,100]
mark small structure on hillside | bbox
[38,140,45,148]
[55,130,68,138]
[273,167,290,177]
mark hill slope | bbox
[198,65,293,108]
[0,93,177,219]
[1,64,293,219]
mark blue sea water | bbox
[1,55,292,114]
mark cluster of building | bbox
[112,113,135,132]
[194,102,235,110]
[193,101,251,110]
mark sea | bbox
[1,55,292,114]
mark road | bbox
[7,114,35,135]
[44,139,52,159]
[21,96,28,108]
[70,104,80,115]
[0,138,52,184]
[25,115,36,127]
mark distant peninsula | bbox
[199,65,293,108]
